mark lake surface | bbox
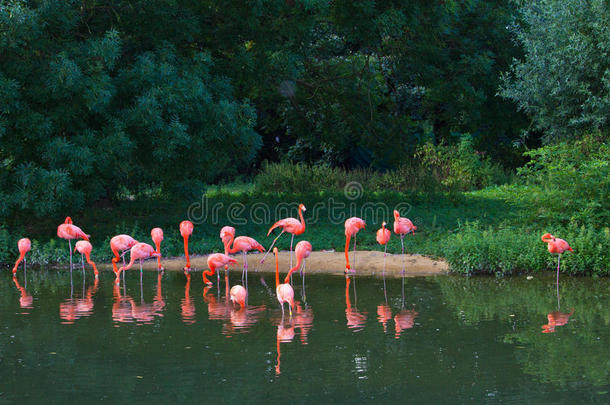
[1,269,608,403]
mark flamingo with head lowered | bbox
[57,217,90,272]
[221,226,265,283]
[180,220,194,271]
[275,247,294,318]
[74,240,99,278]
[116,242,160,284]
[151,227,164,271]
[284,241,312,300]
[345,217,366,273]
[12,238,31,275]
[110,234,139,276]
[260,203,306,267]
[202,254,237,285]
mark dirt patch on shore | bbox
[100,250,448,277]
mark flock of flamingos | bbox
[10,204,573,320]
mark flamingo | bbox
[151,227,164,270]
[180,220,194,271]
[12,276,33,310]
[344,217,366,273]
[376,221,391,275]
[345,276,367,331]
[393,210,416,272]
[542,233,574,291]
[202,253,237,285]
[275,318,296,375]
[274,247,294,317]
[230,285,247,308]
[221,226,265,283]
[57,217,90,271]
[12,238,31,275]
[110,234,139,276]
[74,240,99,278]
[542,309,574,333]
[284,241,312,300]
[261,203,306,266]
[116,242,160,283]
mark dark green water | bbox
[1,269,608,403]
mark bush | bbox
[443,222,609,276]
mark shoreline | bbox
[98,250,448,277]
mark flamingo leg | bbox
[140,260,144,303]
[140,259,143,285]
[280,302,285,317]
[401,273,406,310]
[290,234,294,269]
[302,261,306,303]
[81,254,85,271]
[400,235,406,275]
[353,235,357,271]
[383,244,388,303]
[556,254,561,300]
[260,230,285,264]
[68,239,73,273]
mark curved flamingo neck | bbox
[12,252,26,274]
[121,255,137,272]
[345,234,351,269]
[284,255,304,284]
[298,206,306,232]
[183,235,190,268]
[275,252,280,288]
[84,252,99,276]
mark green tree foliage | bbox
[500,0,610,141]
[0,1,260,220]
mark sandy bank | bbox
[99,250,448,277]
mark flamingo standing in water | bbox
[202,254,237,285]
[74,240,99,278]
[57,217,90,271]
[274,247,294,318]
[110,234,139,276]
[230,285,247,308]
[180,220,194,271]
[261,203,306,267]
[393,210,416,272]
[12,238,31,275]
[151,227,164,270]
[221,226,265,282]
[344,217,366,273]
[116,242,160,283]
[542,233,574,290]
[376,221,391,275]
[284,241,312,300]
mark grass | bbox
[2,183,608,276]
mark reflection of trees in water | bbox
[437,276,609,386]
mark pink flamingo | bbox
[57,217,90,271]
[151,227,164,270]
[12,238,31,275]
[284,240,312,300]
[542,309,574,333]
[345,276,367,331]
[376,221,391,274]
[74,240,99,278]
[12,276,33,310]
[394,309,418,339]
[377,304,392,333]
[261,203,307,266]
[394,210,416,271]
[110,234,139,275]
[542,233,574,290]
[274,247,294,318]
[180,220,194,271]
[344,217,366,273]
[221,226,265,282]
[116,242,160,283]
[202,253,237,285]
[230,285,247,308]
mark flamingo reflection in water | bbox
[275,318,295,375]
[12,276,33,312]
[112,271,165,324]
[59,277,99,324]
[542,283,574,333]
[393,275,418,339]
[274,303,314,375]
[181,272,196,325]
[203,274,265,336]
[345,276,367,332]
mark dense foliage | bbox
[500,0,610,141]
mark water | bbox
[1,269,608,403]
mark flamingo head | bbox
[393,210,400,219]
[273,247,278,254]
[64,216,73,224]
[382,221,386,227]
[299,203,306,212]
[541,233,555,243]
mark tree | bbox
[500,0,610,141]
